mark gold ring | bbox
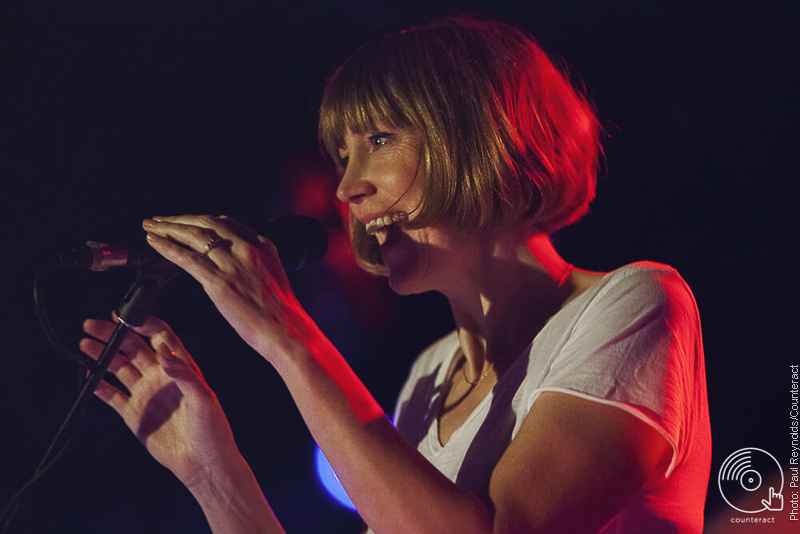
[203,236,225,254]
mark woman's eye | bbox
[369,133,391,150]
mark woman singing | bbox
[81,15,711,533]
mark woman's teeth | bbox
[365,215,393,235]
[365,212,408,236]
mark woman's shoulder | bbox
[580,261,695,308]
[553,260,699,340]
[600,260,682,285]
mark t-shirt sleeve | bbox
[526,266,702,477]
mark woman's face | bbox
[335,125,474,296]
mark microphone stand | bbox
[0,259,182,534]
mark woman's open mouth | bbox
[365,212,408,246]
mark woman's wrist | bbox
[187,453,284,533]
[275,330,385,426]
[246,305,318,366]
[184,450,250,500]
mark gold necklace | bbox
[462,364,495,386]
[456,262,573,388]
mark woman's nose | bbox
[336,163,377,205]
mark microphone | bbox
[55,214,328,272]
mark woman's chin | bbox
[386,264,429,296]
[387,272,415,296]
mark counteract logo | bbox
[718,447,783,513]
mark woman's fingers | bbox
[83,319,158,372]
[138,214,302,362]
[144,232,227,286]
[154,346,211,400]
[143,215,250,262]
[132,316,197,367]
[143,215,287,285]
[142,216,270,275]
[80,338,143,388]
[141,216,233,281]
[128,314,174,337]
[144,217,230,254]
[83,315,209,390]
[93,380,130,414]
[147,214,259,246]
[82,318,119,341]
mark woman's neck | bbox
[446,233,574,382]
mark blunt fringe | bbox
[319,15,601,274]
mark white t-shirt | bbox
[388,262,711,533]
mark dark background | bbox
[1,1,797,532]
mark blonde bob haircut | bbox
[319,15,601,274]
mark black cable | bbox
[0,320,131,534]
[0,435,76,534]
[3,255,183,533]
[33,260,97,371]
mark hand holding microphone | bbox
[19,214,317,533]
[56,214,327,272]
[76,213,330,493]
[141,214,329,364]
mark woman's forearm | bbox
[272,339,493,534]
[188,453,285,534]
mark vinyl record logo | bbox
[718,447,784,513]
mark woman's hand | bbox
[82,317,286,533]
[81,316,240,490]
[143,215,383,426]
[141,215,318,363]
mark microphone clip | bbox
[115,259,183,327]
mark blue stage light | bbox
[315,445,357,511]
